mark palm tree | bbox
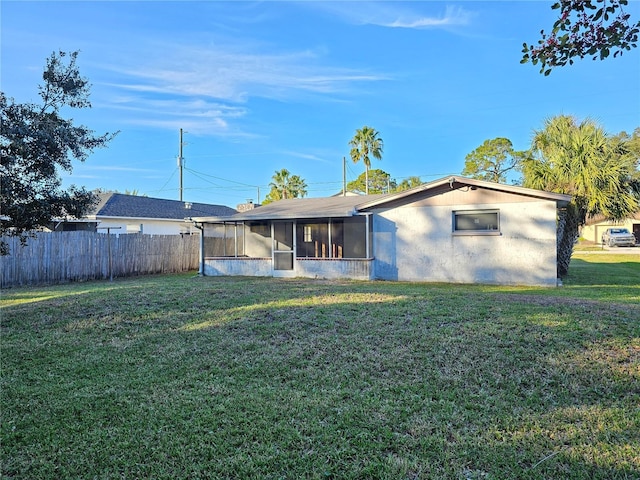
[264,169,308,204]
[287,174,307,198]
[270,169,292,200]
[349,126,384,195]
[522,115,639,276]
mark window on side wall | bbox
[453,210,500,235]
[126,223,143,234]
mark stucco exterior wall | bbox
[95,218,198,236]
[371,197,559,286]
[203,257,373,279]
[295,258,373,280]
[203,258,272,276]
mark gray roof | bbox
[190,176,572,223]
[199,195,382,222]
[90,193,236,220]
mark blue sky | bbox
[2,1,639,207]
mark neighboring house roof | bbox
[192,176,572,223]
[87,193,237,220]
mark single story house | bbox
[50,193,237,236]
[189,176,572,286]
[580,213,640,245]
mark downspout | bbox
[192,221,205,276]
[366,212,373,280]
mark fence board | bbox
[0,232,200,288]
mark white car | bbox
[601,228,636,247]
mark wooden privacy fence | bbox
[0,232,200,288]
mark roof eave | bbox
[95,215,197,223]
[355,176,573,210]
[189,210,358,223]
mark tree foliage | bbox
[1,51,116,255]
[522,115,639,276]
[347,169,396,195]
[396,176,424,192]
[262,169,308,204]
[349,126,384,195]
[612,127,640,194]
[462,138,526,183]
[347,171,424,194]
[522,0,640,75]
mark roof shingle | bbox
[92,193,236,220]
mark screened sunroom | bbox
[190,196,376,279]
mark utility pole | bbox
[178,128,184,202]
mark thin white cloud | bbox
[282,150,333,164]
[105,45,386,102]
[307,3,473,30]
[125,118,242,137]
[96,40,387,136]
[106,97,247,121]
[80,166,157,173]
[385,6,473,29]
[101,89,251,135]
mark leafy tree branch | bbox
[522,0,639,75]
[1,51,117,255]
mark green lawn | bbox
[1,255,639,479]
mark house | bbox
[50,193,237,235]
[580,213,640,245]
[188,176,572,287]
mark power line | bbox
[153,167,178,195]
[184,166,258,188]
[175,163,457,199]
[184,168,223,188]
[178,151,283,159]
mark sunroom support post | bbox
[242,222,246,257]
[234,222,238,257]
[223,222,227,256]
[365,214,370,259]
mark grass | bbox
[1,255,639,479]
